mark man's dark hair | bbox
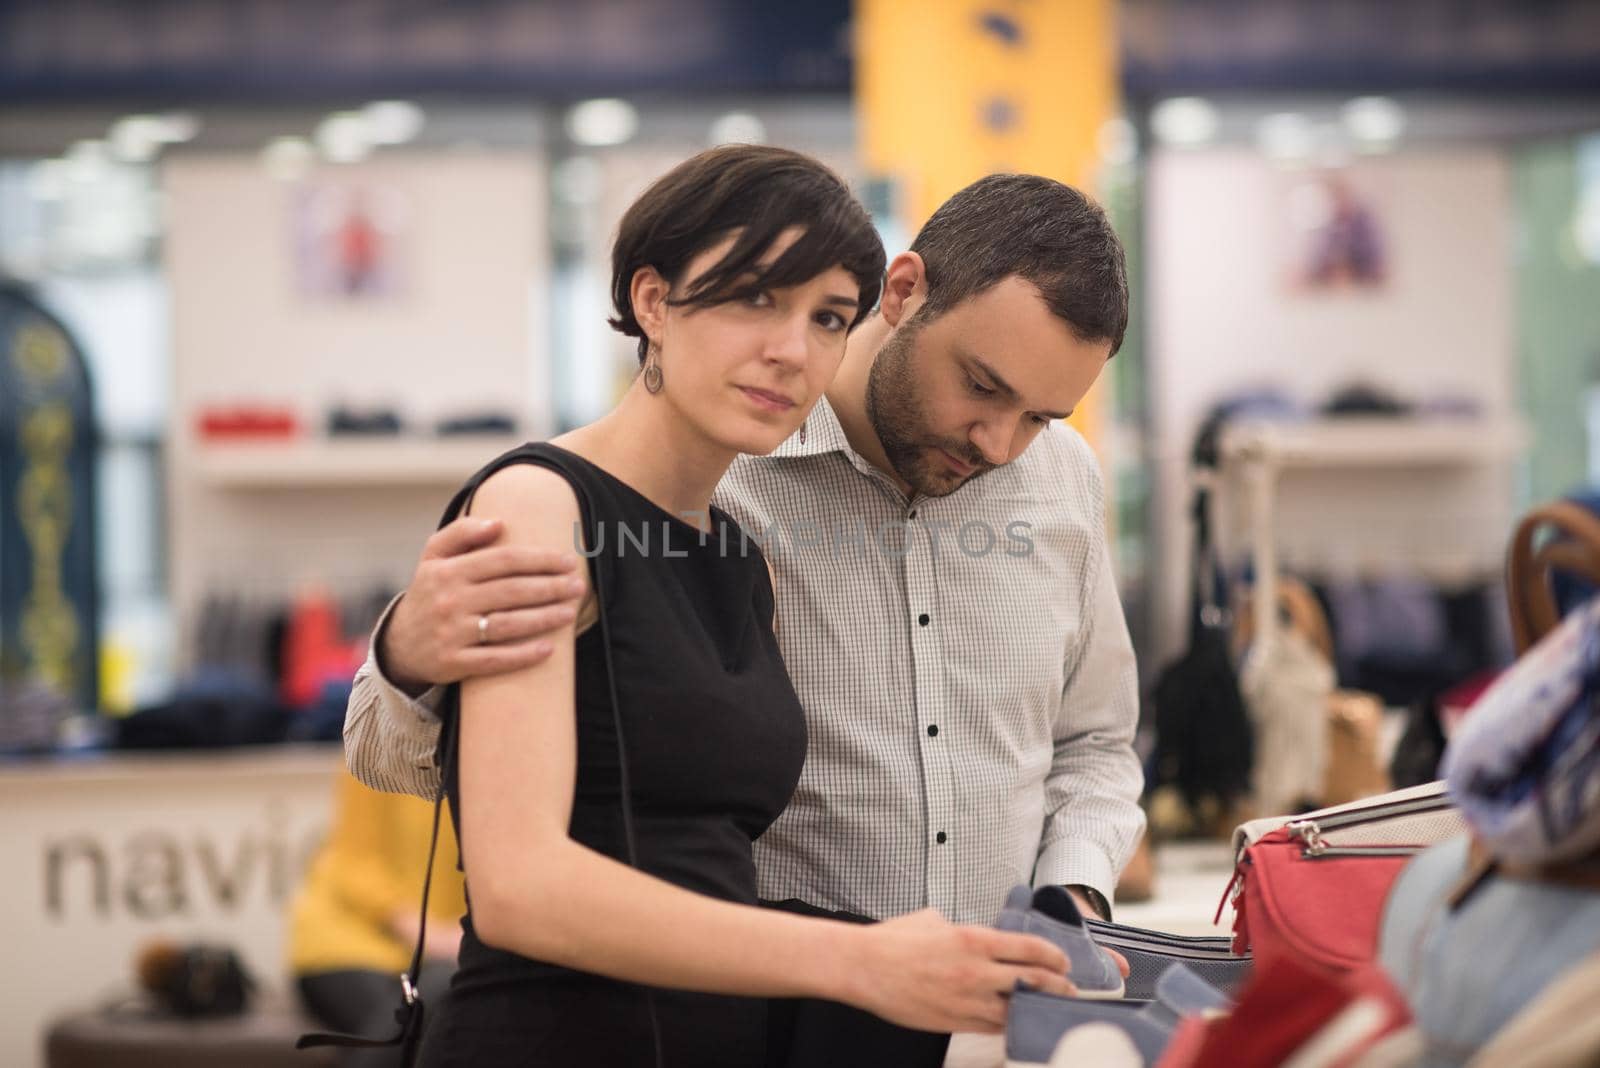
[910,174,1128,355]
[609,145,885,363]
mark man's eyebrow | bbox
[969,354,1072,420]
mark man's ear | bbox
[629,265,671,343]
[880,251,926,330]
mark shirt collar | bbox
[768,395,854,460]
[768,394,932,505]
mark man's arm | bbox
[343,514,587,798]
[1033,537,1147,911]
[344,615,448,799]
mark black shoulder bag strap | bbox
[297,450,662,1068]
[294,695,458,1062]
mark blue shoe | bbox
[996,885,1126,999]
[1004,963,1231,1066]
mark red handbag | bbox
[1221,782,1464,975]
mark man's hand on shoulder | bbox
[378,513,587,695]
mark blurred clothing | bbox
[289,770,465,977]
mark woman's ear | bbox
[629,265,671,343]
[879,252,926,329]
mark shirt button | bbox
[918,613,930,626]
[936,831,948,844]
[927,724,939,737]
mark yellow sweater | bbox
[289,769,467,975]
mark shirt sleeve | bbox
[1032,531,1147,905]
[343,594,448,799]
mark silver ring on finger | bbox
[477,613,491,644]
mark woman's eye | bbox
[815,311,846,331]
[745,291,773,307]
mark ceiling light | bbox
[709,111,766,146]
[262,137,315,181]
[566,99,638,148]
[1342,97,1405,146]
[363,101,425,145]
[153,113,201,144]
[110,116,166,163]
[1150,97,1219,148]
[316,112,373,163]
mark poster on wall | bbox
[1280,168,1391,293]
[293,184,412,300]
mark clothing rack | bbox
[1212,416,1527,653]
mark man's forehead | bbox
[928,285,1101,398]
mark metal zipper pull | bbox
[1287,819,1327,856]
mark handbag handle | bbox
[1506,500,1600,654]
[1231,576,1335,665]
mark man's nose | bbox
[968,418,1014,466]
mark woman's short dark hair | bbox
[910,174,1128,356]
[609,145,885,363]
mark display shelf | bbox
[1217,417,1527,469]
[195,435,527,488]
[1213,415,1527,652]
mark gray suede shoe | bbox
[995,885,1126,999]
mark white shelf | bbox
[195,435,527,488]
[1217,417,1526,469]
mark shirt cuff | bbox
[369,594,445,726]
[1033,838,1117,910]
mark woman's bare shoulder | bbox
[466,463,582,537]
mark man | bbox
[345,172,1143,1060]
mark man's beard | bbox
[865,316,990,499]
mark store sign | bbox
[0,285,99,740]
[1,749,338,1068]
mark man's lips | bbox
[739,386,797,413]
[936,447,978,477]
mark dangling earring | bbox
[642,342,663,395]
[798,420,808,445]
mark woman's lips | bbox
[740,386,796,413]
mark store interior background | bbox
[3,0,1600,1064]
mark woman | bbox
[417,145,1073,1067]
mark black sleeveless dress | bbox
[418,443,808,1067]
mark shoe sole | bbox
[1067,979,1126,1000]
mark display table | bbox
[3,745,342,1068]
[45,989,337,1068]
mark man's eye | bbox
[968,376,996,397]
[1031,414,1052,426]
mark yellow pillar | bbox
[855,0,1118,445]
